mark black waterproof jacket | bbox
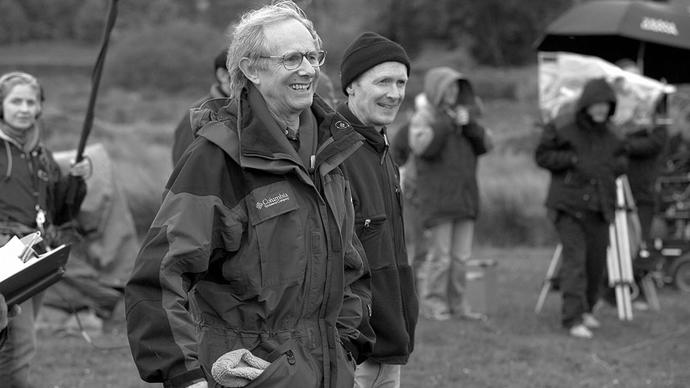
[126,90,374,388]
[535,78,628,222]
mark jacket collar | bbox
[0,120,40,152]
[190,87,363,179]
[335,102,388,154]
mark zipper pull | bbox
[286,350,296,365]
[381,133,390,165]
[364,219,371,228]
[35,205,46,231]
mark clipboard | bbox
[0,244,70,306]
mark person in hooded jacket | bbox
[535,77,628,339]
[0,71,89,387]
[408,66,492,322]
[614,60,668,250]
[125,2,374,388]
[336,31,418,388]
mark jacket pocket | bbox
[563,170,589,187]
[355,214,387,244]
[197,326,262,384]
[200,329,320,388]
[246,182,305,288]
[243,338,319,388]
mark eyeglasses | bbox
[260,50,326,70]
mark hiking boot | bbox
[582,313,600,329]
[569,324,593,339]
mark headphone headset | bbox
[0,71,45,120]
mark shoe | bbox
[632,300,649,311]
[423,310,451,321]
[569,324,593,339]
[582,313,600,329]
[457,310,487,321]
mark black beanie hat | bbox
[339,32,410,95]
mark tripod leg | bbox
[535,244,562,314]
[640,275,660,311]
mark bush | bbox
[470,67,538,101]
[103,21,225,93]
[0,0,29,44]
[476,149,556,247]
[15,0,84,41]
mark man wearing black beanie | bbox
[337,31,418,388]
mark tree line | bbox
[1,0,577,66]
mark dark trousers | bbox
[634,202,654,300]
[637,202,654,243]
[554,210,609,328]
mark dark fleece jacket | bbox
[336,102,418,365]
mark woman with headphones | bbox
[0,71,90,387]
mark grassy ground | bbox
[4,43,687,387]
[31,246,690,387]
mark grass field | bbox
[31,246,690,388]
[3,43,688,387]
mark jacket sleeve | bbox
[125,141,241,387]
[409,116,452,159]
[51,175,87,226]
[42,149,87,226]
[624,126,668,158]
[534,122,578,173]
[337,179,375,364]
[0,293,7,347]
[462,121,493,156]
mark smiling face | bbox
[2,84,40,131]
[251,18,319,125]
[347,61,408,130]
[586,102,611,124]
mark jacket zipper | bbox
[285,350,296,365]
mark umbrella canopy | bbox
[536,0,690,84]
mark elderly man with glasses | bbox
[125,2,374,388]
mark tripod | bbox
[535,244,561,314]
[535,177,659,318]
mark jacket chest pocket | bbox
[355,214,387,244]
[248,182,305,288]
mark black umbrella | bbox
[536,0,690,84]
